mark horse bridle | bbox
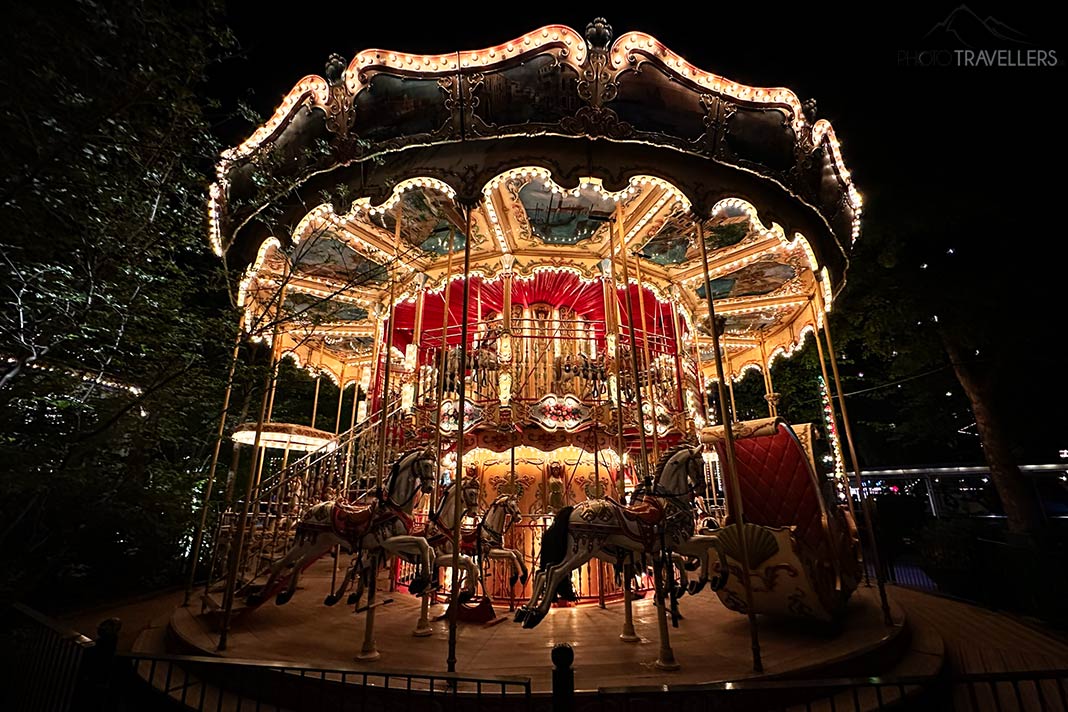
[479,497,515,543]
[387,453,432,510]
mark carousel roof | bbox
[213,20,861,382]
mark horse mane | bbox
[383,447,430,497]
[651,442,692,482]
[394,447,427,465]
[389,447,426,478]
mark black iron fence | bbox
[5,602,102,712]
[582,669,1068,711]
[105,652,533,711]
[10,605,1068,712]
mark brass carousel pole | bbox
[252,343,284,492]
[416,229,457,639]
[432,228,457,511]
[697,221,763,673]
[447,204,475,673]
[204,408,246,608]
[411,273,428,408]
[344,363,361,496]
[508,428,517,613]
[692,337,710,423]
[413,275,427,350]
[358,205,402,661]
[630,252,661,461]
[616,205,678,670]
[218,288,284,651]
[329,362,347,594]
[184,316,244,607]
[817,287,893,626]
[726,355,738,421]
[809,298,859,526]
[334,363,347,435]
[310,346,323,428]
[502,251,517,507]
[667,291,688,432]
[349,365,361,430]
[758,337,778,417]
[604,243,638,644]
[601,258,628,500]
[593,425,606,609]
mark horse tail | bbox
[538,506,573,569]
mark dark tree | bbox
[0,1,240,604]
[831,200,1062,535]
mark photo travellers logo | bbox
[898,5,1059,68]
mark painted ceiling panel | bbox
[518,182,615,245]
[290,234,387,285]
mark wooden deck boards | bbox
[887,585,1068,673]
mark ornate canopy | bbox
[212,20,861,382]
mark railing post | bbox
[78,617,120,711]
[551,643,574,712]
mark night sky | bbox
[211,4,1064,225]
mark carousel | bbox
[182,19,897,684]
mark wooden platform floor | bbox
[170,558,903,691]
[887,586,1068,673]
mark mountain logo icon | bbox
[924,5,1032,48]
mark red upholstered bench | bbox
[701,417,860,622]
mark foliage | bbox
[828,195,1056,532]
[0,1,240,607]
[914,518,989,591]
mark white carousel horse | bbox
[326,475,484,607]
[515,444,706,629]
[625,483,728,598]
[247,448,436,606]
[474,493,529,592]
[552,354,578,393]
[421,475,483,601]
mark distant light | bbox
[920,263,928,269]
[1060,449,1068,459]
[945,391,952,397]
[947,248,955,255]
[858,372,864,378]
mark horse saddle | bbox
[619,495,664,526]
[460,526,479,554]
[332,501,378,539]
[412,520,451,549]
